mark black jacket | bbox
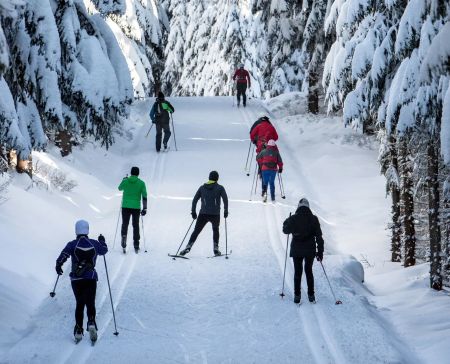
[192,182,228,216]
[150,98,175,125]
[283,206,324,257]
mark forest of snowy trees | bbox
[1,0,449,289]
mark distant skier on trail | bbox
[55,220,108,344]
[232,63,251,107]
[250,116,278,153]
[179,171,229,257]
[256,139,283,202]
[150,91,175,152]
[282,198,324,304]
[118,166,147,253]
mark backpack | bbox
[73,237,95,277]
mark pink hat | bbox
[267,139,276,147]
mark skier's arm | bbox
[166,101,175,113]
[246,71,251,87]
[314,216,324,255]
[232,70,237,81]
[150,103,156,122]
[95,236,108,256]
[118,178,127,191]
[221,187,229,214]
[282,217,293,234]
[191,187,201,213]
[56,242,73,267]
[250,127,258,144]
[277,151,283,170]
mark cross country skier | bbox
[232,63,251,107]
[179,171,229,256]
[282,198,324,304]
[55,220,108,344]
[118,166,147,253]
[250,116,278,153]
[256,139,283,202]
[150,91,175,152]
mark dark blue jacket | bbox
[150,98,174,124]
[192,182,228,216]
[56,235,108,281]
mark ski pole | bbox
[170,114,178,151]
[50,275,60,297]
[103,256,119,336]
[225,217,229,259]
[112,206,121,250]
[249,162,258,201]
[244,141,252,173]
[145,123,154,138]
[247,148,254,176]
[319,260,343,305]
[280,213,291,298]
[141,216,148,253]
[278,173,286,199]
[171,219,195,259]
[254,166,259,195]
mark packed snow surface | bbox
[0,96,448,363]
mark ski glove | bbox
[224,211,228,218]
[98,234,105,244]
[278,168,283,174]
[141,208,147,216]
[55,264,63,275]
[316,252,323,262]
[191,211,197,220]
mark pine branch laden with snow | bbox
[0,0,23,74]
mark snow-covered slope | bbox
[0,96,448,363]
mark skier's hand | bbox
[123,176,128,180]
[55,264,63,275]
[98,234,105,243]
[224,211,228,218]
[141,208,147,216]
[191,211,197,220]
[278,168,283,174]
[316,252,323,262]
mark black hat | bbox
[158,91,164,99]
[209,171,219,182]
[131,166,139,176]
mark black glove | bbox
[98,234,105,243]
[55,264,63,275]
[123,176,128,180]
[278,168,283,174]
[224,211,228,218]
[152,119,156,124]
[191,211,197,220]
[141,208,147,216]
[316,252,323,262]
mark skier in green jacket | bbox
[118,166,147,253]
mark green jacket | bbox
[118,176,147,209]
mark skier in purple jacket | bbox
[55,220,108,343]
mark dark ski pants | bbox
[155,121,171,151]
[188,214,220,249]
[293,255,315,296]
[71,279,97,329]
[236,83,247,106]
[261,170,277,199]
[121,207,140,247]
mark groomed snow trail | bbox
[1,97,418,364]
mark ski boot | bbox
[74,324,83,344]
[213,243,222,256]
[262,192,268,203]
[179,247,191,256]
[294,295,301,304]
[87,320,98,345]
[121,235,127,254]
[134,241,140,254]
[163,143,168,151]
[308,294,316,303]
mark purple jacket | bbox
[56,235,108,281]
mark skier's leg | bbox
[210,215,220,249]
[162,122,171,148]
[131,208,140,249]
[186,214,209,249]
[304,255,315,296]
[243,85,247,106]
[121,208,131,247]
[293,257,304,297]
[261,170,269,196]
[85,280,97,326]
[268,170,276,200]
[236,85,242,105]
[155,123,163,151]
[71,280,85,329]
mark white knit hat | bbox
[298,198,310,208]
[75,220,89,235]
[267,139,276,147]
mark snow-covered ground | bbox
[0,95,448,363]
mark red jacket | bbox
[256,146,283,171]
[233,69,251,87]
[250,121,278,152]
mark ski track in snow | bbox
[1,97,420,364]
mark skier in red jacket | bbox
[232,64,251,107]
[250,116,279,153]
[256,140,283,202]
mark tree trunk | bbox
[16,156,32,177]
[428,140,442,289]
[399,137,416,267]
[55,129,72,157]
[308,71,319,114]
[389,135,402,262]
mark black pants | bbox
[293,255,315,296]
[121,207,140,246]
[71,279,97,328]
[236,83,247,106]
[155,122,171,151]
[188,214,220,248]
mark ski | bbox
[207,250,232,259]
[168,253,189,260]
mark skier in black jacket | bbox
[282,198,324,304]
[180,171,229,256]
[150,91,175,152]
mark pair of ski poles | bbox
[145,115,178,152]
[50,254,120,336]
[112,202,148,253]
